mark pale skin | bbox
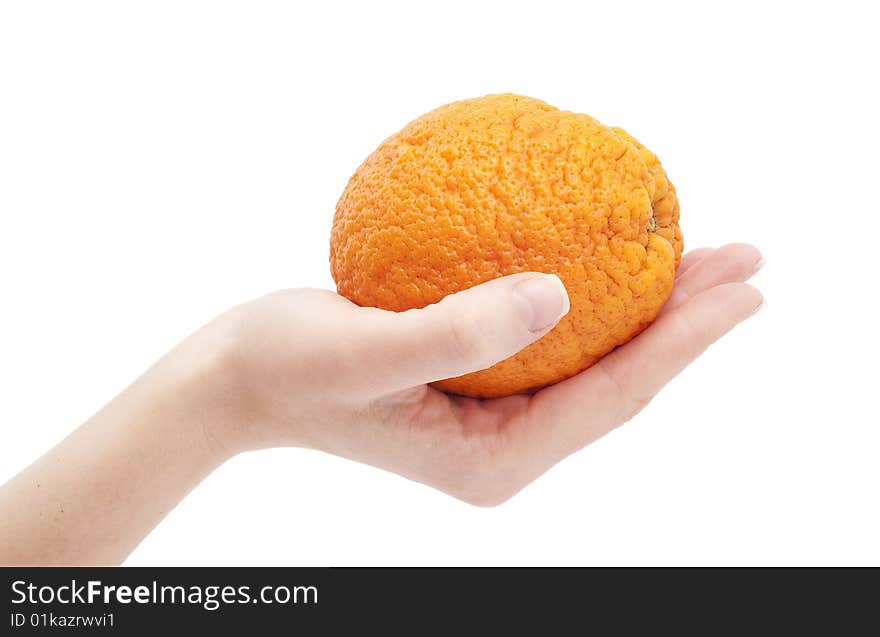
[0,243,763,565]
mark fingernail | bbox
[512,274,570,332]
[752,256,767,274]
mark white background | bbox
[1,1,877,565]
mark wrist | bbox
[147,310,254,463]
[179,302,316,456]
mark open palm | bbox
[235,244,763,506]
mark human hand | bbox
[0,243,762,564]
[217,243,764,506]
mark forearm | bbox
[0,319,241,565]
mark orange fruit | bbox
[331,94,683,398]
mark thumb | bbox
[354,273,569,394]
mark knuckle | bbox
[443,311,492,367]
[598,362,655,425]
[618,394,654,424]
[671,310,705,345]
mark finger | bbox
[350,273,570,395]
[676,247,716,278]
[518,282,763,460]
[663,243,763,314]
